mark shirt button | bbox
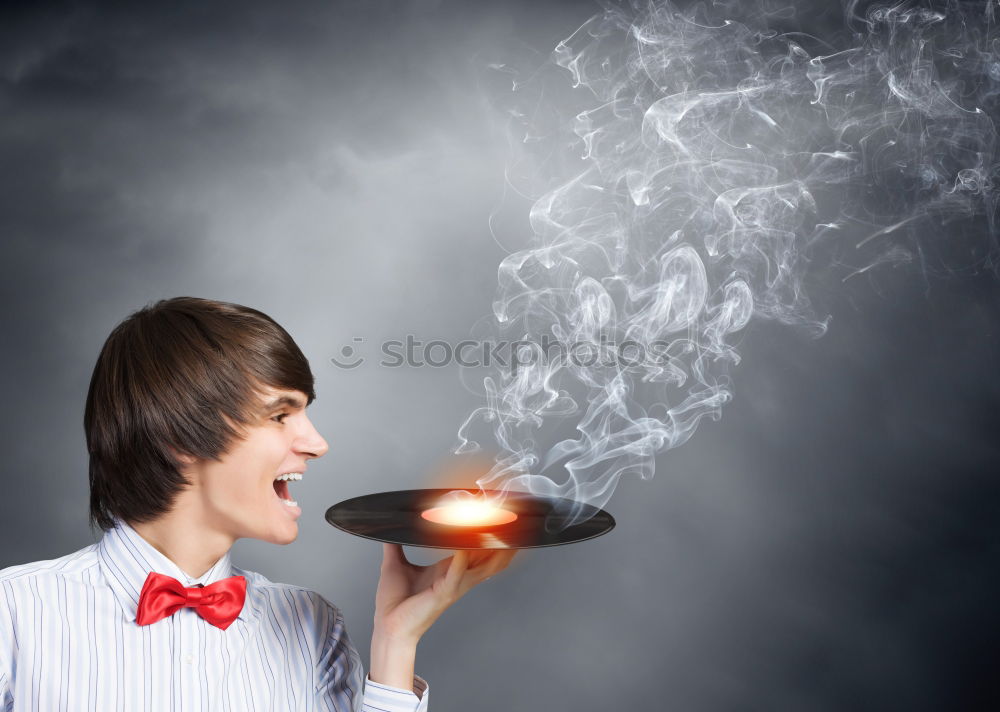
[183,653,195,665]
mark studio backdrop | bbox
[2,1,999,710]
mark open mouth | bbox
[273,472,302,507]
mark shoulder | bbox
[234,566,348,635]
[0,543,100,638]
[234,567,359,664]
[0,543,100,589]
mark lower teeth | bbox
[281,498,298,507]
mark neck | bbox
[130,507,235,580]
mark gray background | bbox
[2,1,999,710]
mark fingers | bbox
[472,549,517,576]
[422,548,518,604]
[381,543,408,569]
[441,550,470,600]
[458,549,517,594]
[467,550,493,568]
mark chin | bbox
[270,523,299,546]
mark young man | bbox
[0,297,513,711]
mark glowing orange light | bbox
[421,499,518,527]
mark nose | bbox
[295,414,330,459]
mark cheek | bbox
[203,454,272,509]
[205,469,256,511]
[198,430,290,512]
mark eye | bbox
[271,413,290,424]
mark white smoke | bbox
[456,0,1000,524]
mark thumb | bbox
[381,543,407,570]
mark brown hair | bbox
[84,297,316,531]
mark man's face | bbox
[184,386,329,545]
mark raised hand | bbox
[369,544,517,689]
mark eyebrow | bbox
[259,395,306,414]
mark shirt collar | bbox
[97,519,247,623]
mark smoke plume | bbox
[456,0,1000,523]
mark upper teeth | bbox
[276,473,303,481]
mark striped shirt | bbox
[0,521,429,711]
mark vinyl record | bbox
[325,489,615,550]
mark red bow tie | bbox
[136,572,247,630]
